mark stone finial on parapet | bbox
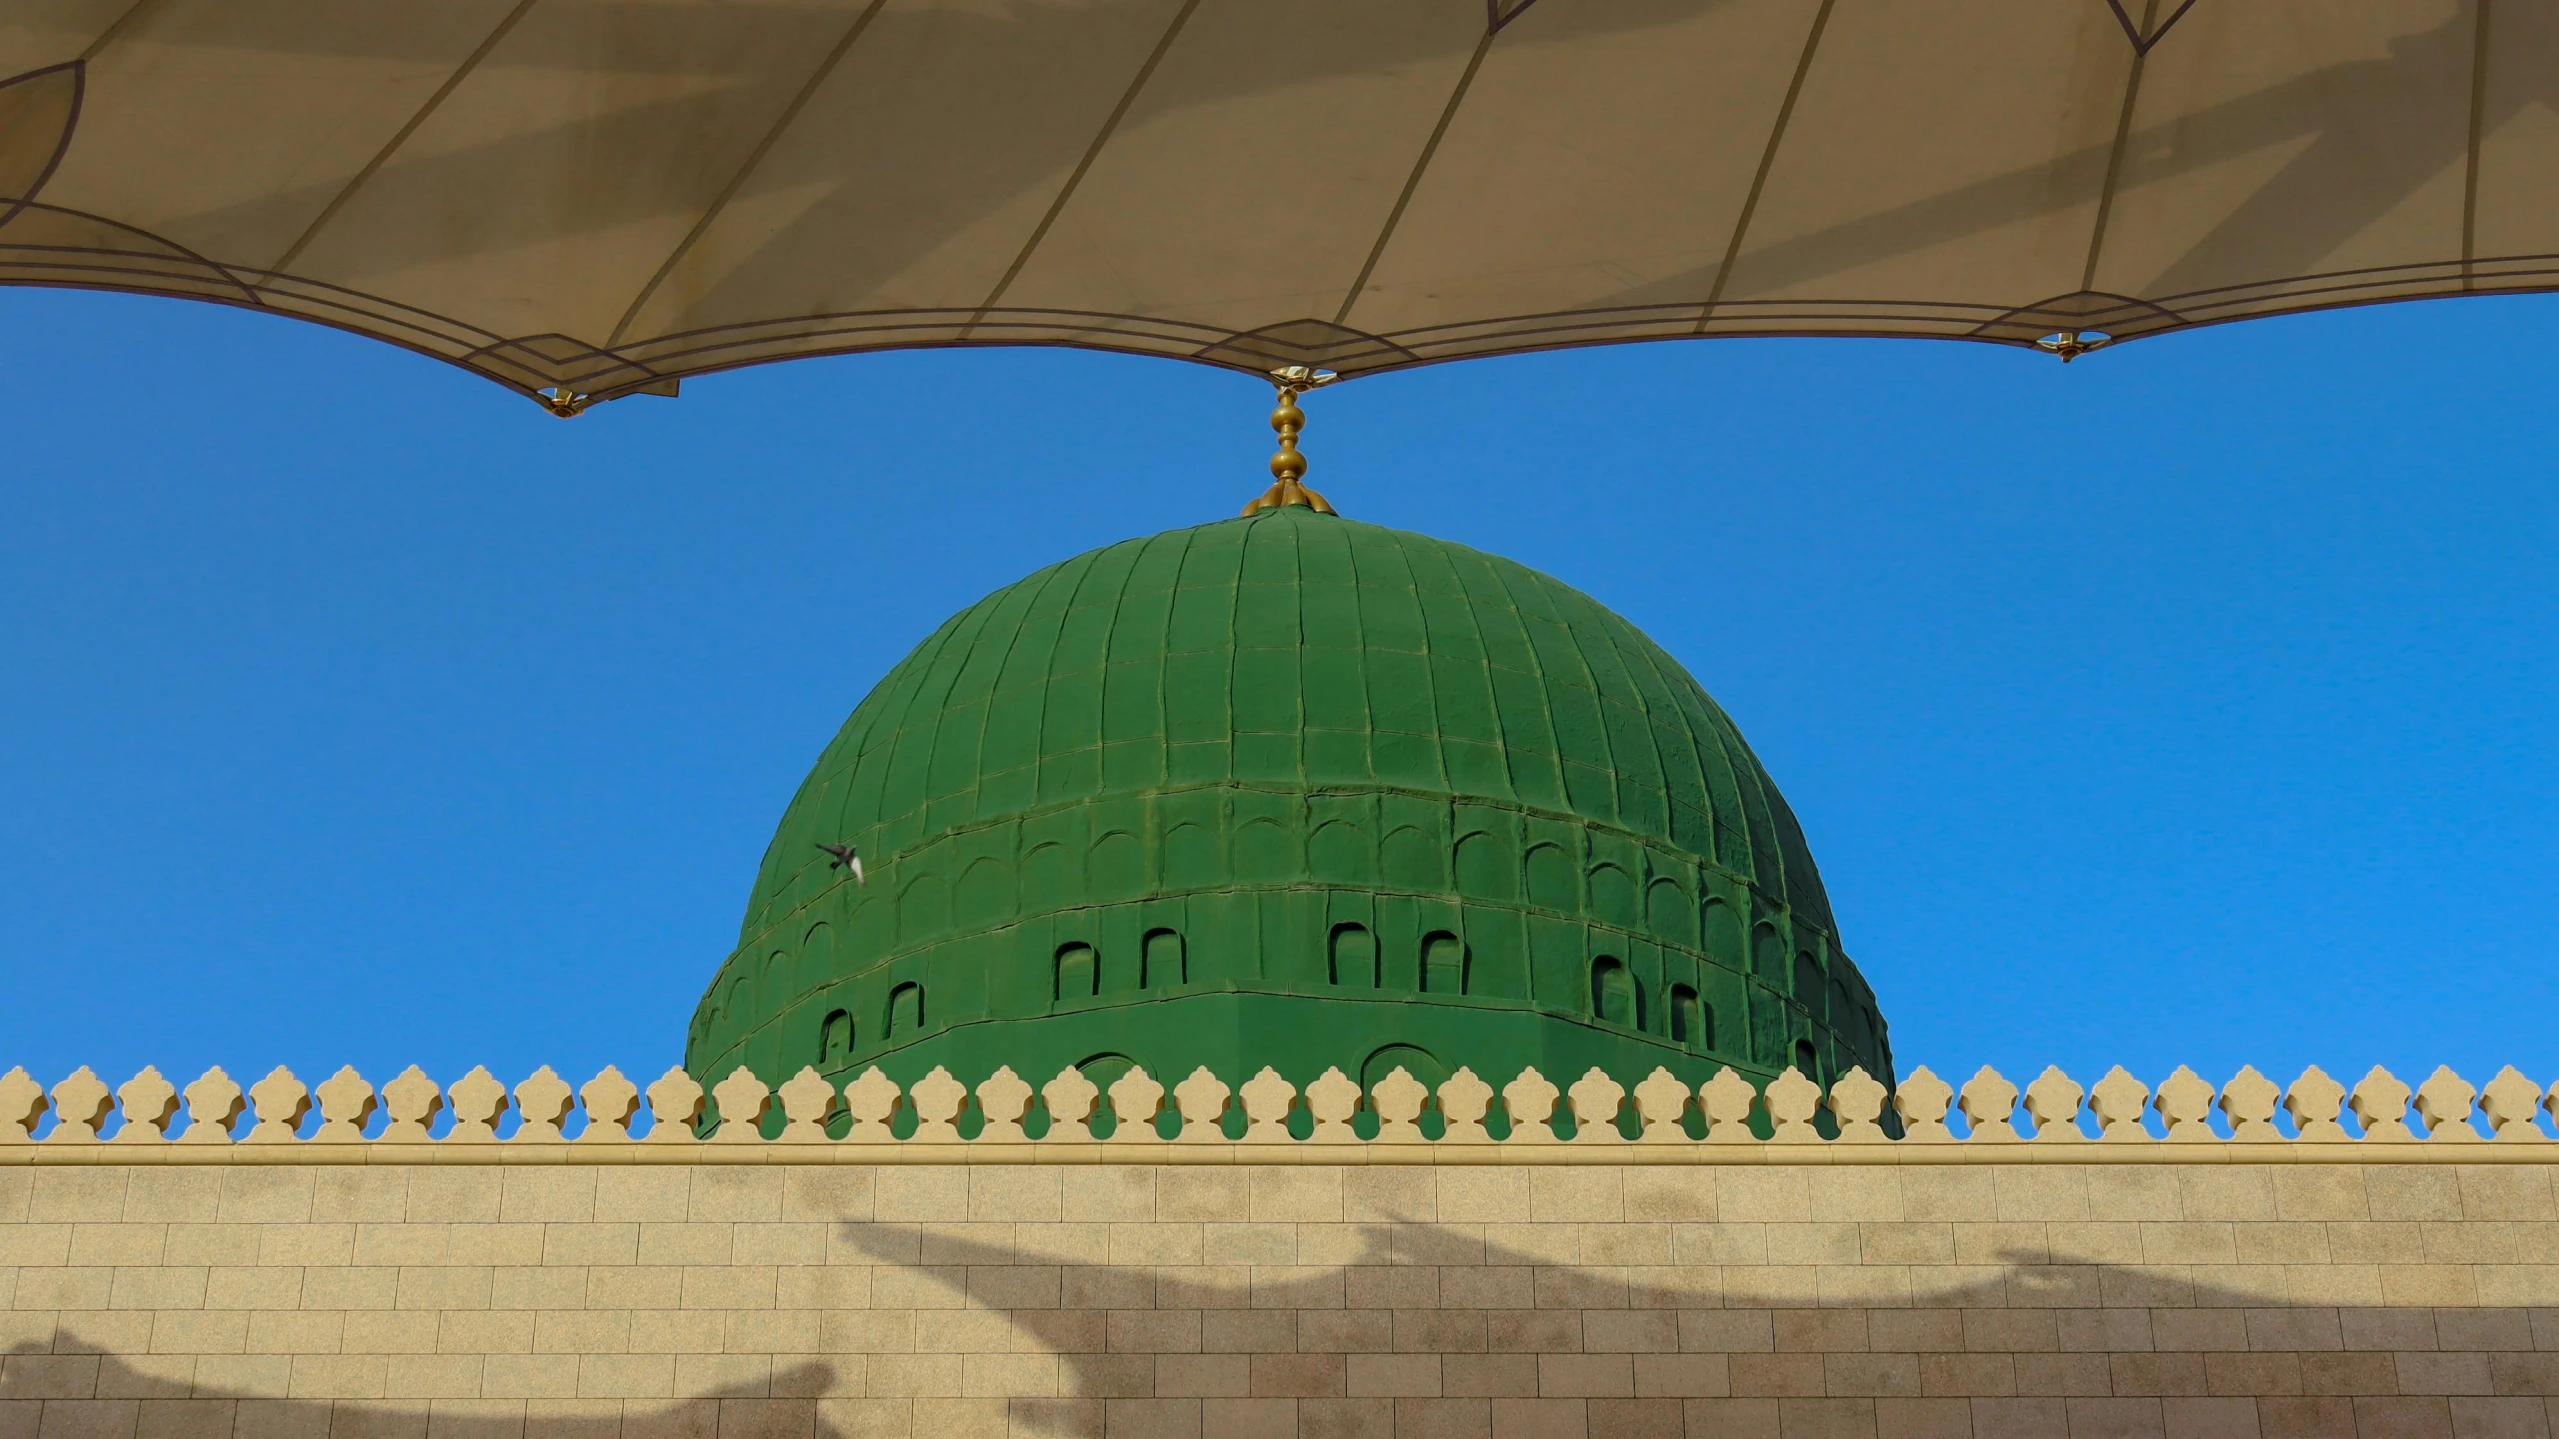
[1038,1067,1097,1142]
[1568,1068,1628,1144]
[1827,1067,1889,1142]
[909,1068,966,1142]
[1892,1067,1954,1143]
[2219,1067,2283,1142]
[2089,1068,2150,1141]
[1697,1067,1758,1143]
[1106,1066,1165,1144]
[2284,1068,2350,1142]
[2022,1067,2084,1142]
[776,1067,841,1142]
[1437,1068,1494,1144]
[46,1068,113,1143]
[1173,1067,1235,1143]
[1499,1067,1560,1145]
[514,1068,575,1142]
[446,1067,510,1142]
[1956,1067,2020,1142]
[245,1067,311,1143]
[381,1067,443,1142]
[643,1067,705,1143]
[1304,1068,1361,1144]
[2350,1067,2417,1141]
[113,1068,179,1143]
[0,1068,43,1142]
[842,1068,900,1142]
[311,1067,376,1143]
[1632,1068,1693,1143]
[1369,1069,1426,1143]
[578,1067,640,1142]
[709,1068,773,1144]
[1237,1067,1297,1143]
[2153,1067,2215,1142]
[1763,1068,1822,1143]
[2479,1068,2547,1142]
[2414,1066,2481,1141]
[975,1067,1034,1142]
[180,1068,245,1144]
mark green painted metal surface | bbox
[687,506,1891,1109]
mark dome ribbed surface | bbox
[691,507,1887,1103]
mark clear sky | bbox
[3,284,2552,1107]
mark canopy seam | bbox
[610,0,895,348]
[967,0,1203,334]
[267,0,544,277]
[1332,28,1498,331]
[1694,0,1838,332]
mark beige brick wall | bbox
[4,1161,2558,1439]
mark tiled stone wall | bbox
[4,1161,2558,1439]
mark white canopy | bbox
[1,1,2538,406]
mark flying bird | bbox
[816,843,866,885]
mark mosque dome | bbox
[687,504,1890,1106]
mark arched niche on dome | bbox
[1524,843,1575,911]
[1420,932,1468,995]
[1453,832,1512,901]
[1089,831,1143,901]
[957,857,1013,926]
[1588,863,1638,928]
[1646,877,1692,945]
[1021,843,1078,911]
[1329,923,1379,988]
[1591,956,1640,1029]
[1309,819,1370,884]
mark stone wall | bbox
[4,1060,2559,1438]
[6,1158,2559,1439]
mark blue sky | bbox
[2,285,2552,1103]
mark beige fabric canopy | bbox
[0,0,2542,408]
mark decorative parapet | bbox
[1,1059,2554,1163]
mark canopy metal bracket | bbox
[535,387,593,417]
[2034,330,2112,363]
[1242,366,1340,516]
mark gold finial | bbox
[1242,365,1340,516]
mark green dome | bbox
[688,505,1890,1111]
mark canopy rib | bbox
[2463,0,2493,286]
[608,0,895,348]
[1694,0,1838,331]
[1332,29,1498,330]
[967,0,1204,333]
[265,0,544,277]
[2078,0,2159,296]
[78,0,165,64]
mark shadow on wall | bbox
[12,1221,2559,1439]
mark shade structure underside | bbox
[0,0,2538,403]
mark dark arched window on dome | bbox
[1669,985,1706,1048]
[1753,923,1786,980]
[1329,923,1379,988]
[818,1010,853,1067]
[1794,953,1826,1020]
[1420,932,1468,994]
[1591,957,1639,1028]
[886,982,924,1035]
[1142,929,1185,988]
[1054,944,1097,1002]
[1794,1039,1822,1080]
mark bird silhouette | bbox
[816,842,866,885]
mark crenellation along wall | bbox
[4,1061,2559,1439]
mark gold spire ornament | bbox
[1242,366,1340,516]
